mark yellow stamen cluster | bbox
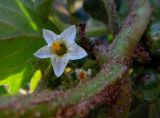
[52,41,61,51]
[51,41,67,56]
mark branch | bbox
[102,0,118,35]
[0,0,151,117]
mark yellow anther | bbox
[52,41,61,51]
[51,41,67,56]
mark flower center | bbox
[51,41,67,56]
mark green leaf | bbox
[0,0,41,40]
[0,37,44,94]
[33,0,54,21]
[29,70,42,93]
[0,0,45,94]
[0,64,32,94]
[83,0,108,24]
[0,86,7,95]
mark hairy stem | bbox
[102,0,118,35]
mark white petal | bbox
[51,56,69,77]
[34,46,52,59]
[60,25,76,46]
[68,43,87,60]
[43,29,59,46]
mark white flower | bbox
[34,25,87,77]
